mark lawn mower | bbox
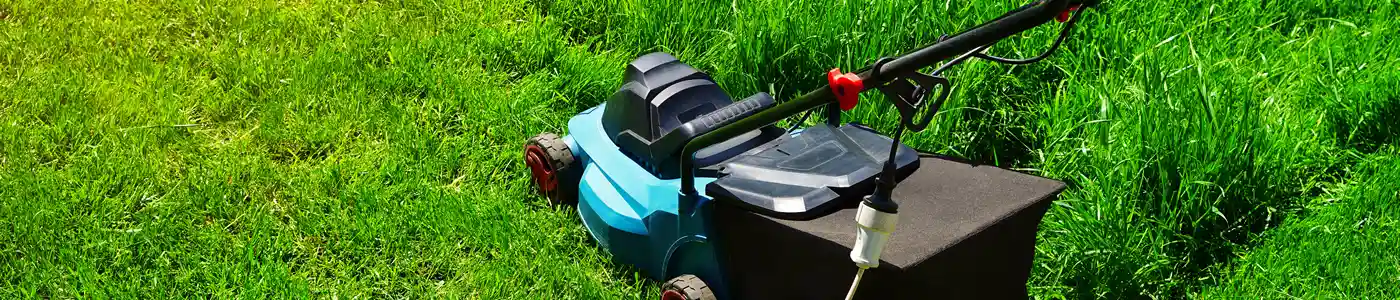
[523,1,1094,299]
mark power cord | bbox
[973,6,1086,65]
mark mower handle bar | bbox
[873,0,1081,78]
[676,0,1082,207]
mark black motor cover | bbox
[601,52,781,178]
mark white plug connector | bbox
[844,199,900,300]
[850,200,899,268]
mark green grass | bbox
[1205,152,1400,299]
[1,0,1397,298]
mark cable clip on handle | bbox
[870,59,952,133]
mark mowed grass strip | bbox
[1,0,643,298]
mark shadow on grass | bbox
[1333,96,1400,154]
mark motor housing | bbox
[600,52,781,179]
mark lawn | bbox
[1204,155,1400,299]
[0,0,1396,299]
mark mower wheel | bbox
[660,275,715,300]
[524,132,576,205]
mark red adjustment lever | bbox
[1056,4,1081,23]
[827,68,863,111]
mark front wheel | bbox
[524,132,577,205]
[660,275,715,300]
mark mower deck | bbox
[713,156,1065,299]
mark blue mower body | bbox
[563,103,731,295]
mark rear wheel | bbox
[524,132,576,205]
[660,275,715,300]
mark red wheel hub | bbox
[660,290,686,300]
[524,145,558,192]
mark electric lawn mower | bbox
[523,1,1095,299]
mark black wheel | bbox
[524,132,577,205]
[660,275,715,300]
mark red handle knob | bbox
[828,68,864,111]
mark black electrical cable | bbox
[973,7,1085,65]
[799,5,1088,164]
[790,8,1085,135]
[903,8,1087,158]
[787,109,815,133]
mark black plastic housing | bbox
[602,53,921,220]
[705,124,920,220]
[601,53,783,179]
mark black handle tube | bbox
[873,0,1069,80]
[677,0,1073,208]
